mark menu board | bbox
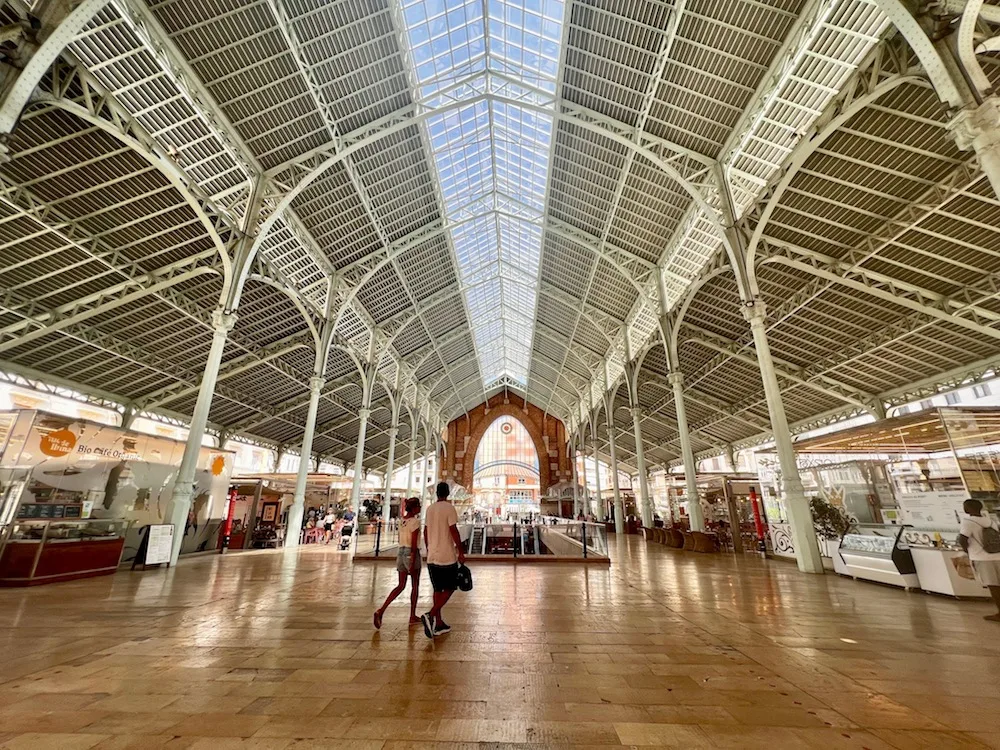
[145,524,174,565]
[17,503,84,519]
[897,490,967,529]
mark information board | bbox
[145,524,174,565]
[897,490,967,529]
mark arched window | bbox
[473,416,539,508]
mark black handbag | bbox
[456,563,473,591]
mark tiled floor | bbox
[2,536,1000,749]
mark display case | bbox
[0,518,132,586]
[837,523,919,590]
[901,527,990,598]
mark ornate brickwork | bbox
[440,392,572,496]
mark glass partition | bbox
[353,519,608,560]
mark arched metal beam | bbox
[33,73,233,279]
[669,260,735,361]
[0,267,219,355]
[872,0,964,107]
[745,69,924,288]
[958,0,994,96]
[253,95,734,280]
[245,273,322,352]
[759,248,1000,341]
[0,0,110,135]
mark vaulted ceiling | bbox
[2,0,1000,474]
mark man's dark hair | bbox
[964,498,983,513]
[436,481,450,499]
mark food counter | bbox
[837,523,919,590]
[902,527,990,599]
[0,518,131,586]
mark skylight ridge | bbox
[400,0,565,387]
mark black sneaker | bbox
[421,612,435,639]
[434,622,451,635]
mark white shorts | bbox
[396,547,421,573]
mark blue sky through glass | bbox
[401,0,564,387]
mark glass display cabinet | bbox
[837,523,919,590]
[0,518,132,586]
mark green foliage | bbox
[810,496,852,540]
[361,497,382,520]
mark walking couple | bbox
[373,481,466,638]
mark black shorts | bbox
[427,563,459,593]
[324,523,332,531]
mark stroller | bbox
[338,523,353,551]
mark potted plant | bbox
[810,496,852,558]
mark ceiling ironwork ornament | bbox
[2,0,1000,475]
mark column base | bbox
[285,502,304,548]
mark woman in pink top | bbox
[374,497,422,628]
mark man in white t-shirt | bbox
[959,498,1000,622]
[421,482,465,638]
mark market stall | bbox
[0,409,234,585]
[660,472,768,552]
[762,406,1000,596]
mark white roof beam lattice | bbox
[97,0,421,412]
[541,0,686,416]
[582,0,892,433]
[386,0,569,394]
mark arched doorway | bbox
[472,416,540,515]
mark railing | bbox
[352,519,609,561]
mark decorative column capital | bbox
[357,407,371,420]
[387,426,399,438]
[308,375,324,393]
[667,371,684,387]
[211,308,238,333]
[740,298,767,326]
[949,97,1000,151]
[631,406,643,420]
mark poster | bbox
[145,524,174,565]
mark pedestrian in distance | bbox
[374,496,422,629]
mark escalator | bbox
[469,526,484,554]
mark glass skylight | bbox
[400,0,564,388]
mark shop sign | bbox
[39,427,77,457]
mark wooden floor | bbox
[2,537,999,750]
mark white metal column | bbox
[382,425,398,523]
[742,299,823,573]
[950,98,1000,198]
[164,308,236,565]
[631,406,653,528]
[286,375,324,549]
[591,420,603,520]
[405,428,416,499]
[418,427,430,516]
[431,434,440,489]
[570,436,580,517]
[349,406,371,520]
[605,401,624,534]
[669,371,705,532]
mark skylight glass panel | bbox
[400,0,564,388]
